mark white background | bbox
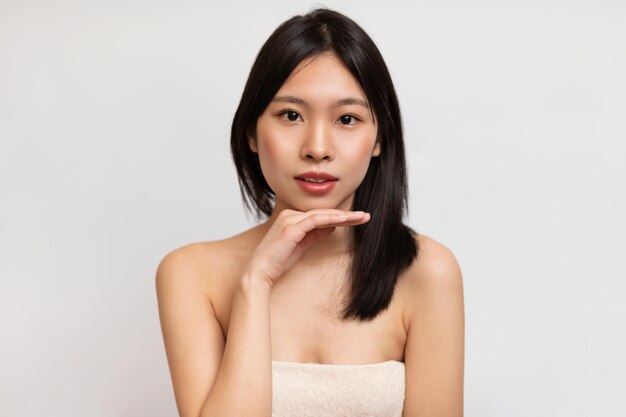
[1,0,625,416]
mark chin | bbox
[278,197,354,213]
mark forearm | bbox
[198,273,272,417]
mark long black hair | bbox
[231,8,418,321]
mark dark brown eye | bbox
[339,115,355,125]
[286,111,299,121]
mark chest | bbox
[272,297,405,363]
[213,261,407,364]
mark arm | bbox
[402,239,465,417]
[156,246,273,417]
[156,210,370,417]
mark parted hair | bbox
[231,8,418,320]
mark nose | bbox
[300,121,335,161]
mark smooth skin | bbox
[156,53,464,417]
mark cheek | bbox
[342,133,378,171]
[255,118,293,159]
[254,122,297,187]
[256,138,292,176]
[258,137,287,160]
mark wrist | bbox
[239,270,273,296]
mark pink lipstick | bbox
[294,172,338,195]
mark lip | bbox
[294,171,338,181]
[294,171,338,195]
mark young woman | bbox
[157,8,464,417]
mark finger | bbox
[277,208,365,225]
[313,212,371,228]
[285,213,368,243]
[296,212,366,232]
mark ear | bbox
[372,141,381,157]
[248,132,258,153]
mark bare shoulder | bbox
[397,234,464,318]
[405,234,462,286]
[155,227,263,300]
[399,234,465,414]
[156,242,212,278]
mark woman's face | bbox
[250,53,380,213]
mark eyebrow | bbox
[272,95,370,109]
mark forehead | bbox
[275,53,368,103]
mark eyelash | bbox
[277,110,361,125]
[338,114,360,125]
[278,109,303,122]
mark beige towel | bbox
[272,360,405,417]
